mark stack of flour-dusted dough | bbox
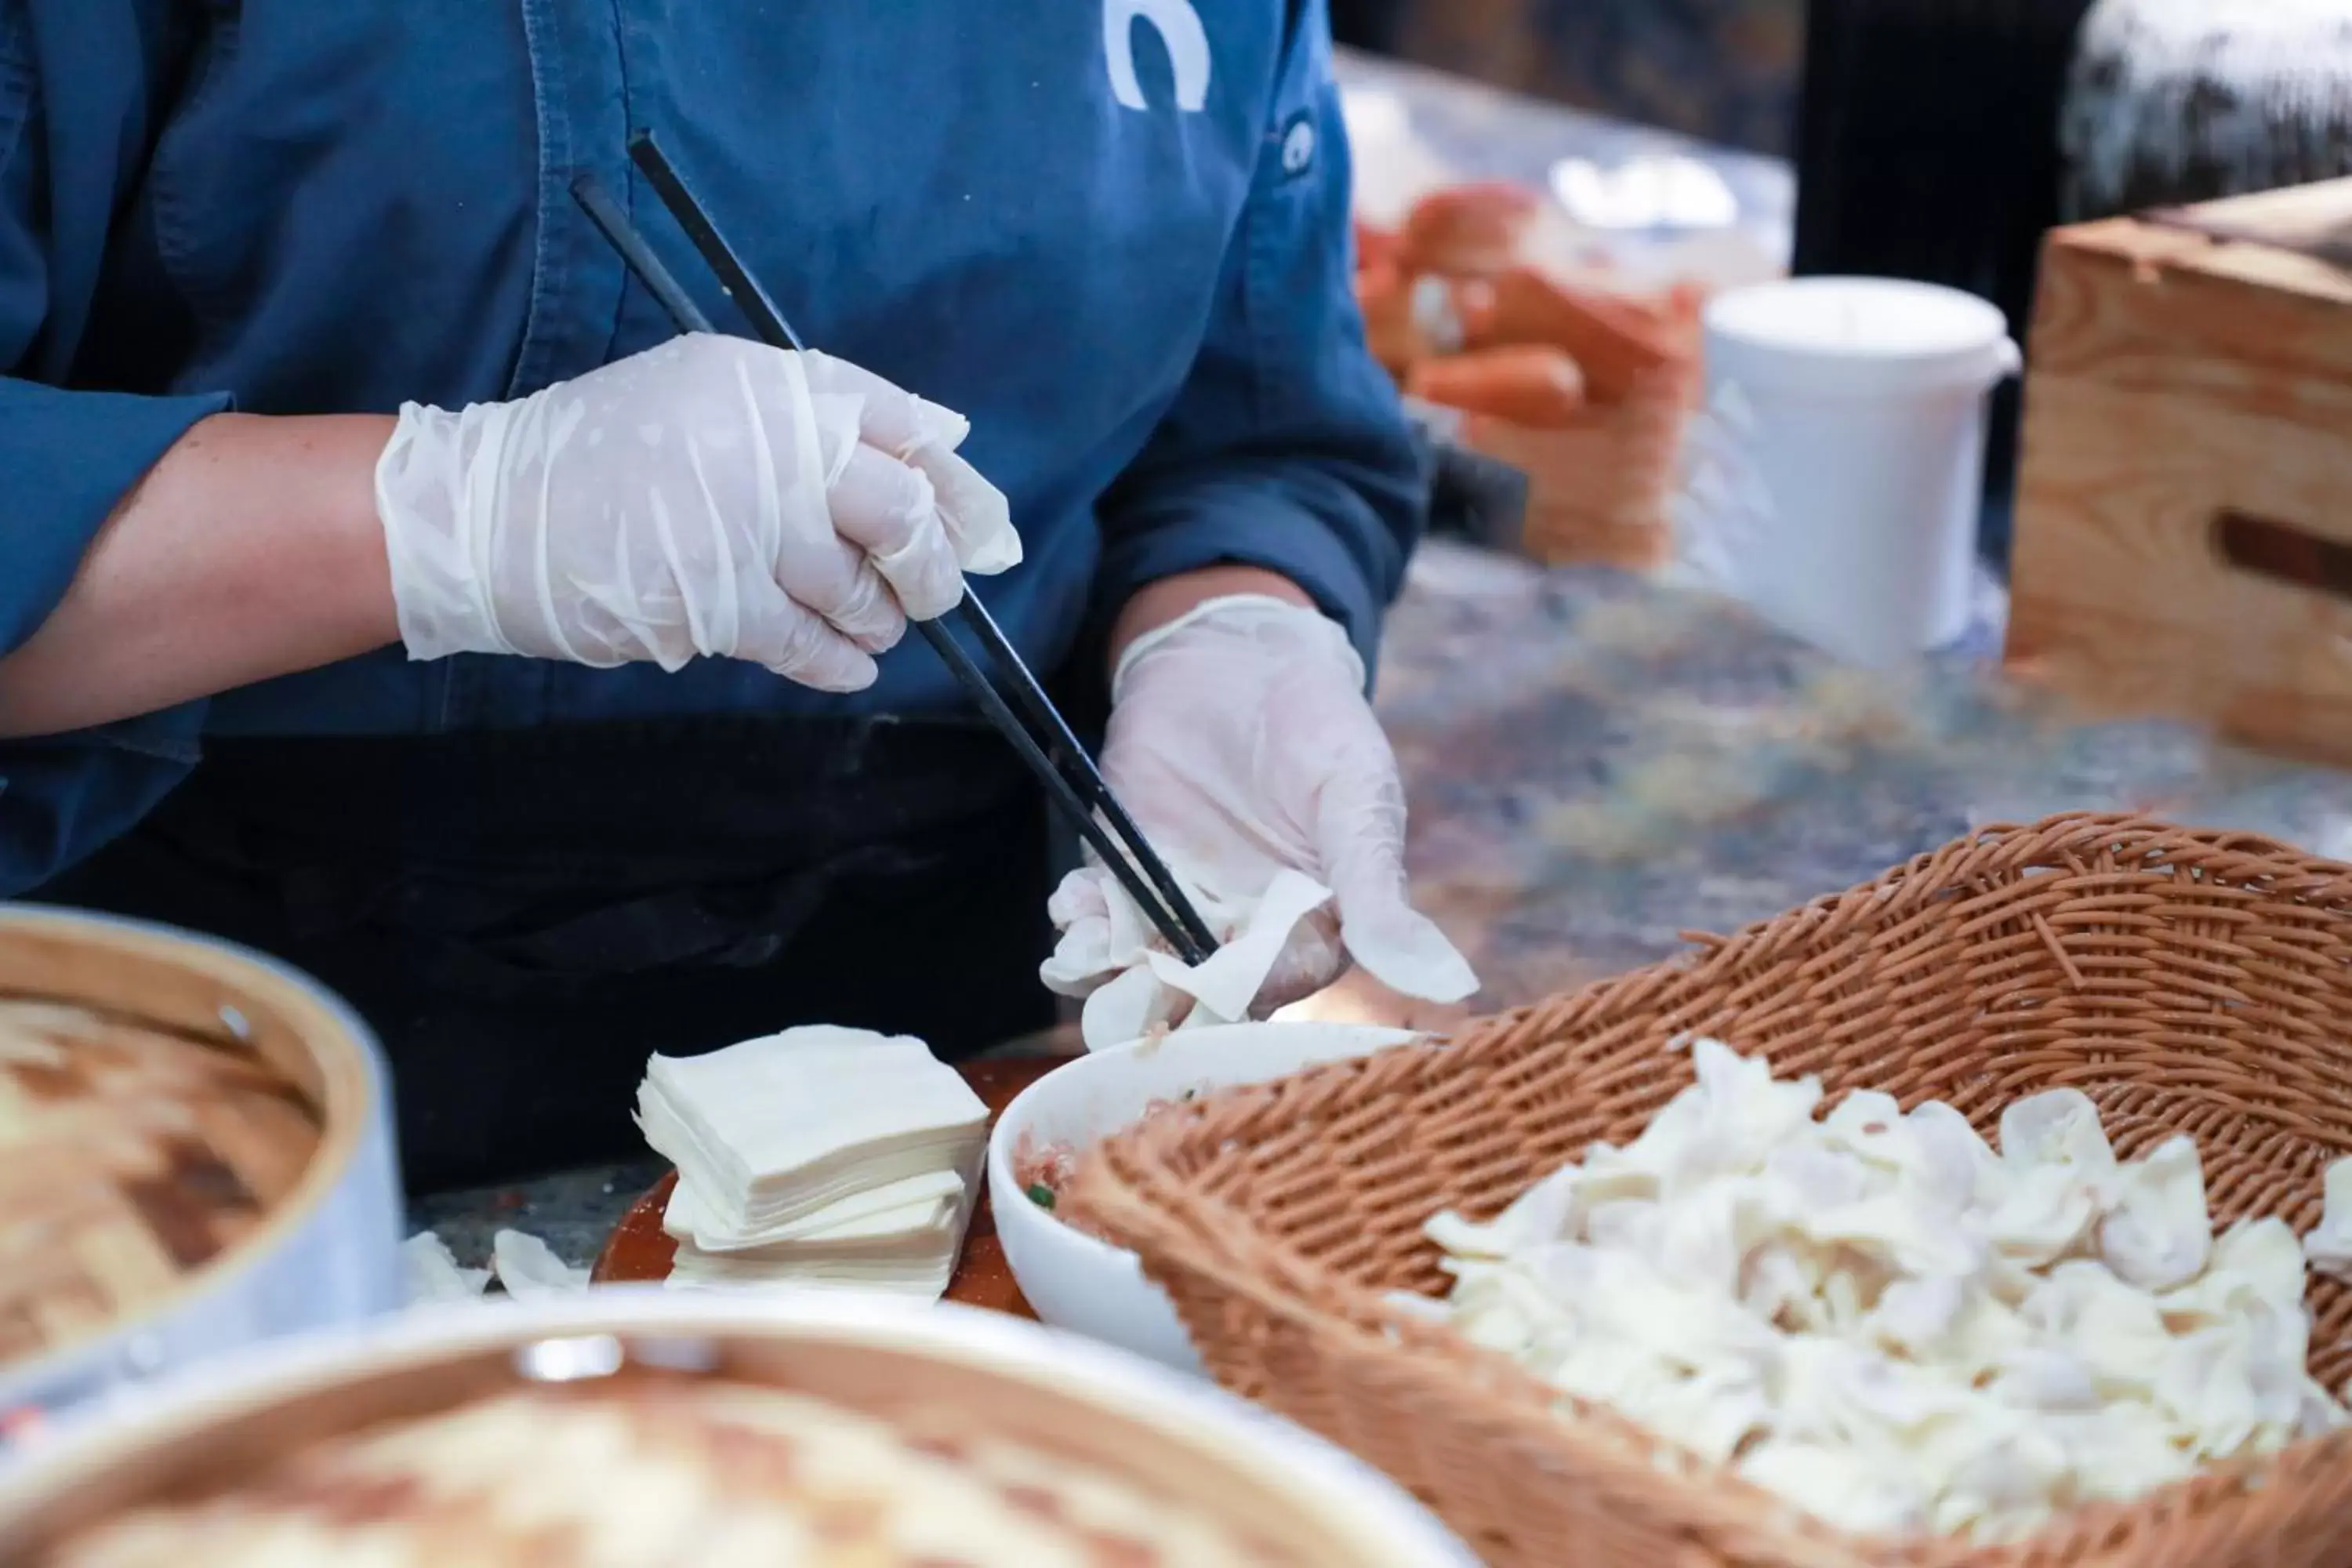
[635,1026,989,1298]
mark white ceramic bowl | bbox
[0,1290,1474,1566]
[0,906,403,1436]
[989,1022,1428,1373]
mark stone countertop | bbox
[408,543,2352,1271]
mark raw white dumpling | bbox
[1910,1413,2069,1538]
[1904,1101,2004,1215]
[1809,1191,1986,1279]
[1818,1342,1982,1436]
[1424,1207,1510,1260]
[1984,1345,2100,1414]
[1984,1162,2103,1265]
[2100,1135,2212,1290]
[1760,1142,1875,1210]
[1865,1275,1969,1358]
[1986,1091,2119,1265]
[1742,1242,1825,1330]
[2044,1405,2196,1503]
[2164,1218,2307,1328]
[2020,1261,2172,1398]
[1617,1363,1775,1464]
[1650,1180,1748,1295]
[1738,1438,1928,1537]
[1555,1246,1777,1369]
[2218,1216,2313,1308]
[1638,1039,1821,1192]
[2303,1157,2352,1284]
[2155,1323,2271,1458]
[1491,1160,1586,1249]
[1999,1090,2117,1180]
[1584,1196,1666,1254]
[1822,1091,1914,1173]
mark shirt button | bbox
[1281,119,1316,175]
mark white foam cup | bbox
[1677,276,2020,666]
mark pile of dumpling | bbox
[1412,1039,2352,1544]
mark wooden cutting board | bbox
[592,1056,1068,1317]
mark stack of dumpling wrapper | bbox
[1414,1038,2352,1544]
[635,1026,989,1298]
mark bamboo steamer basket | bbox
[1070,813,2352,1568]
[0,905,401,1435]
[0,1290,1474,1565]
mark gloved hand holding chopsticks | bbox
[376,334,1018,691]
[1044,592,1478,1044]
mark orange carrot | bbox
[1406,345,1588,429]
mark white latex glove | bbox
[1044,595,1476,1033]
[376,334,1020,691]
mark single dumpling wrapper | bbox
[1142,869,1335,1025]
[403,1230,491,1305]
[664,1244,957,1299]
[665,1178,963,1261]
[663,1168,964,1251]
[491,1229,590,1301]
[1057,869,1337,1051]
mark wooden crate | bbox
[2009,179,2352,766]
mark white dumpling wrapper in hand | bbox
[1142,868,1334,1025]
[1050,866,1340,1051]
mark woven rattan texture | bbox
[1069,815,2352,1568]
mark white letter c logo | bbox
[1104,0,1211,114]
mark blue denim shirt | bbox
[0,0,1420,893]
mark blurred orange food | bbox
[1454,266,1688,405]
[1399,181,1540,277]
[1354,179,1704,569]
[1355,260,1424,376]
[1405,346,1587,430]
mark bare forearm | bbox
[0,412,397,738]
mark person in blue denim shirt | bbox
[0,2,1472,1189]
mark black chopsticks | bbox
[568,136,1219,967]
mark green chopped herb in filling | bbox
[1026,1183,1056,1210]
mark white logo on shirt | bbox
[1103,0,1211,113]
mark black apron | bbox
[32,714,1057,1194]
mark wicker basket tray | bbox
[1069,813,2352,1568]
